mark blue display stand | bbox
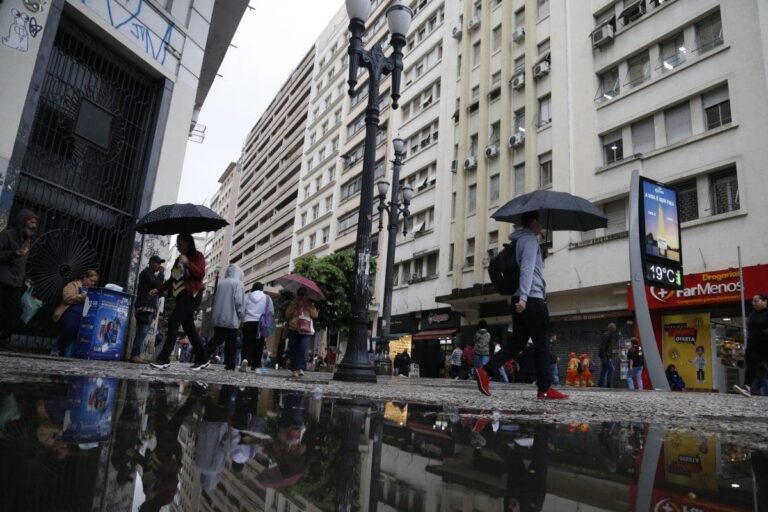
[75,287,132,360]
[60,376,117,443]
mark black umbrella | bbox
[135,203,228,235]
[491,190,607,231]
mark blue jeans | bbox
[549,363,560,385]
[56,307,82,357]
[627,367,644,390]
[131,320,153,357]
[474,354,490,369]
[499,365,509,383]
[288,330,310,371]
[750,377,768,396]
[599,359,614,388]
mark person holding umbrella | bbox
[150,233,209,370]
[284,287,318,378]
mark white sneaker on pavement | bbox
[733,384,751,397]
[240,359,248,373]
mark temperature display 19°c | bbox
[645,262,682,288]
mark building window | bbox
[537,38,550,55]
[514,55,525,74]
[625,52,650,88]
[619,0,646,26]
[514,163,525,196]
[448,243,454,270]
[341,176,363,200]
[472,41,481,67]
[710,168,739,214]
[308,234,316,250]
[469,134,478,157]
[537,0,549,20]
[604,198,626,235]
[297,239,304,255]
[324,196,333,211]
[471,85,480,101]
[631,117,655,155]
[514,108,525,133]
[332,137,340,151]
[597,67,620,101]
[489,174,500,204]
[427,253,438,277]
[318,148,326,161]
[312,204,319,220]
[703,85,731,130]
[694,11,723,54]
[300,212,307,227]
[338,211,359,233]
[659,32,686,71]
[492,25,502,52]
[665,101,691,145]
[451,192,456,219]
[321,227,330,244]
[465,238,475,267]
[515,8,525,28]
[537,95,551,126]
[674,179,699,222]
[467,184,477,214]
[539,153,552,189]
[602,130,624,164]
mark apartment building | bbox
[205,161,241,286]
[229,49,315,290]
[428,0,768,388]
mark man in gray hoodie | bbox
[208,264,245,370]
[476,211,568,400]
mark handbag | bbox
[297,309,314,335]
[20,286,43,325]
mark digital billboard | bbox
[639,177,683,289]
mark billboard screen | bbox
[639,177,683,289]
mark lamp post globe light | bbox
[334,1,413,383]
[376,138,412,373]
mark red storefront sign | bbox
[629,265,768,311]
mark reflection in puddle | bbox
[0,375,763,511]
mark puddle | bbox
[0,374,763,511]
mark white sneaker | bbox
[191,361,211,371]
[298,369,305,377]
[291,371,300,378]
[150,362,170,370]
[240,359,248,373]
[733,384,751,397]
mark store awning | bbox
[412,328,457,340]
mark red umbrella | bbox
[275,273,326,302]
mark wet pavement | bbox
[0,357,766,511]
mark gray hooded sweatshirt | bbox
[509,228,546,301]
[212,264,245,329]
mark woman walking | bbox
[734,293,768,397]
[284,287,318,378]
[52,269,99,357]
[150,233,209,370]
[241,282,274,371]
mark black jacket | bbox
[747,309,768,359]
[135,267,165,312]
[598,332,614,360]
[0,209,37,288]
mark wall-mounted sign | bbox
[639,177,683,290]
[419,308,461,330]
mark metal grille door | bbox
[10,15,160,343]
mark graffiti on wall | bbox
[1,6,43,52]
[80,0,178,69]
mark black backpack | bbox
[488,241,519,295]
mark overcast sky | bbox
[176,1,344,205]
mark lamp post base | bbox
[332,360,377,383]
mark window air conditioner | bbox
[509,132,525,149]
[511,74,525,90]
[451,159,458,173]
[512,26,525,42]
[533,60,550,78]
[464,156,478,170]
[451,24,463,40]
[592,24,615,48]
[468,16,481,31]
[485,145,499,159]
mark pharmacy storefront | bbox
[630,265,768,392]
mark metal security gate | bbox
[10,15,161,347]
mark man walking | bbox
[207,264,245,370]
[548,334,560,386]
[129,255,165,363]
[473,320,491,371]
[627,337,645,391]
[598,323,617,387]
[476,211,568,399]
[0,209,38,350]
[241,282,274,371]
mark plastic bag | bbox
[20,286,43,325]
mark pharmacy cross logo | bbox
[653,498,681,512]
[650,286,673,303]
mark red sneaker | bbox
[476,368,491,396]
[537,387,569,400]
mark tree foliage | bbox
[288,250,376,333]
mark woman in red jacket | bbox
[150,233,209,370]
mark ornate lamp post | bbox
[334,0,413,383]
[375,137,414,371]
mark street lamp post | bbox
[375,138,414,371]
[334,0,413,383]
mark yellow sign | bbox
[388,335,412,365]
[664,432,717,491]
[661,313,713,390]
[384,402,408,426]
